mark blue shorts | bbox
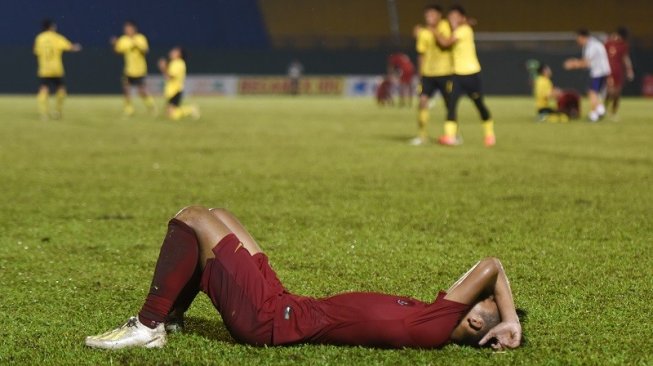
[589,76,607,93]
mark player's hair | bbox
[175,46,187,60]
[424,4,443,13]
[616,26,629,40]
[576,28,590,37]
[41,19,55,31]
[448,4,467,16]
[124,19,138,28]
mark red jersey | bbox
[388,53,415,75]
[273,291,470,348]
[202,234,470,349]
[604,39,629,80]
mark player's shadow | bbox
[184,316,235,343]
[376,134,416,143]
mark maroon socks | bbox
[138,218,199,328]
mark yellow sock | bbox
[143,96,155,110]
[37,90,49,118]
[418,108,429,139]
[170,105,198,120]
[482,119,495,137]
[444,121,458,138]
[124,100,135,116]
[170,107,183,120]
[55,89,66,115]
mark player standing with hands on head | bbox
[435,5,495,147]
[85,205,524,351]
[604,27,634,121]
[158,47,199,121]
[33,19,81,120]
[111,20,157,118]
[564,29,611,122]
[410,4,453,146]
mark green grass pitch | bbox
[0,95,651,365]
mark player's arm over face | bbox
[445,257,521,349]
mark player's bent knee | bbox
[175,205,210,225]
[209,207,231,220]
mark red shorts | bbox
[200,234,286,346]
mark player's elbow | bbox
[477,257,501,279]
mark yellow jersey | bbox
[534,75,553,110]
[451,24,481,75]
[416,22,453,77]
[164,59,186,98]
[114,34,149,77]
[33,30,73,77]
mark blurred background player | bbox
[564,29,611,122]
[533,64,568,123]
[411,4,453,146]
[436,5,495,147]
[376,75,394,106]
[387,52,415,107]
[158,47,199,121]
[287,59,303,95]
[33,19,81,120]
[604,27,635,121]
[110,20,156,117]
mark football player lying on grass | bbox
[86,206,523,350]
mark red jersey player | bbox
[604,27,635,120]
[387,52,416,107]
[86,206,523,351]
[376,76,394,106]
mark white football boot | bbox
[409,136,427,146]
[85,316,167,349]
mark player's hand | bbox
[627,69,635,81]
[553,87,563,98]
[563,59,577,70]
[158,58,167,70]
[412,24,423,38]
[72,43,82,52]
[110,36,117,45]
[479,321,522,350]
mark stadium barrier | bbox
[146,75,383,97]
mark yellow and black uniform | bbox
[533,75,567,122]
[534,75,553,113]
[163,57,198,120]
[415,22,454,140]
[34,30,73,88]
[444,24,493,140]
[34,29,76,119]
[416,22,453,97]
[114,34,149,85]
[165,58,186,106]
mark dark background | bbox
[1,0,651,95]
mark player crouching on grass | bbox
[534,64,568,123]
[86,206,523,350]
[158,47,200,121]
